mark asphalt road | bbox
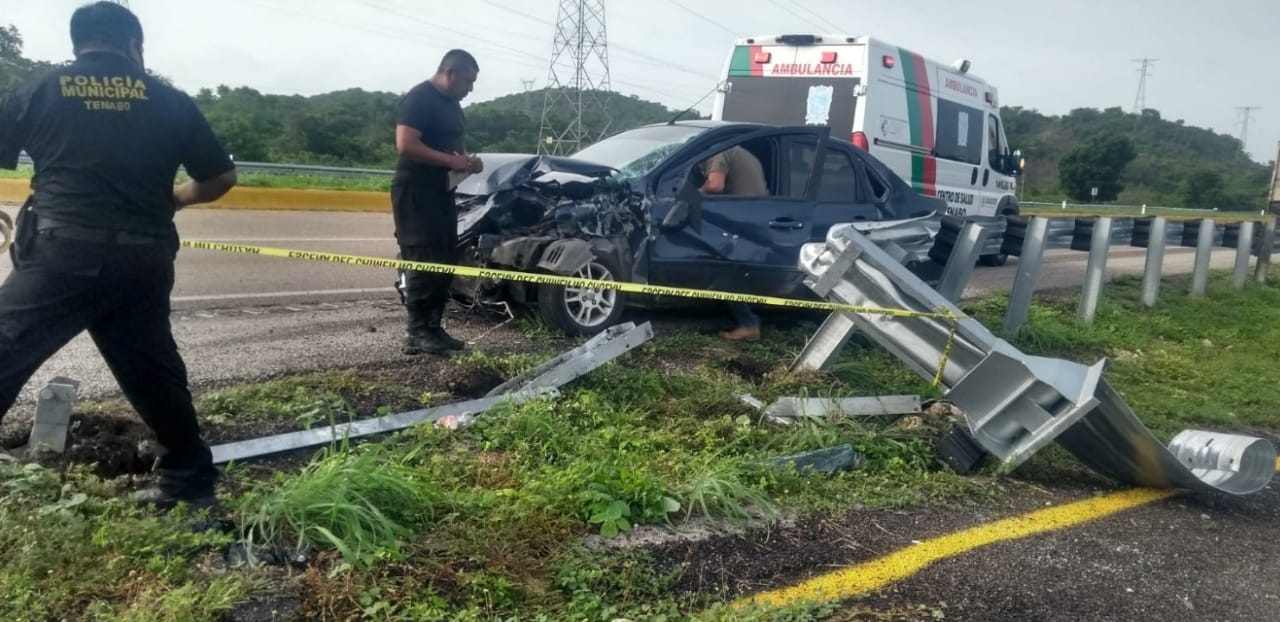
[0,205,1260,409]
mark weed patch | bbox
[5,274,1280,618]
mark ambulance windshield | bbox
[571,124,706,179]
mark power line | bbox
[230,0,701,104]
[659,0,740,38]
[767,0,828,32]
[1132,57,1157,113]
[787,0,846,32]
[470,0,719,84]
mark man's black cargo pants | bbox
[0,207,215,487]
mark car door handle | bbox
[769,220,805,230]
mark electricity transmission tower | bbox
[538,0,612,155]
[1236,106,1260,152]
[1132,57,1157,113]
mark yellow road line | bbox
[736,456,1280,611]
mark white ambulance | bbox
[710,34,1024,265]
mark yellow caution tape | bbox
[180,239,963,386]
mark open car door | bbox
[646,125,831,298]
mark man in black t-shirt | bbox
[0,3,237,511]
[391,49,483,355]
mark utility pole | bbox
[538,0,612,156]
[1235,106,1260,152]
[1132,57,1157,114]
[521,79,535,92]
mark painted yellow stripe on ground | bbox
[735,487,1177,610]
[737,457,1280,611]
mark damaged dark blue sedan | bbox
[414,120,951,336]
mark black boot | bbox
[132,465,218,513]
[426,306,465,351]
[403,304,454,355]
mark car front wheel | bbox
[536,252,627,336]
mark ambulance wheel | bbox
[978,201,1020,266]
[978,252,1008,267]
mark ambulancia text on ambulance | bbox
[711,33,1024,265]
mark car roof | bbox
[635,119,768,131]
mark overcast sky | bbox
[4,0,1277,163]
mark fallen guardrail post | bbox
[210,388,560,464]
[1255,217,1277,284]
[745,395,923,425]
[30,377,79,454]
[1187,218,1216,296]
[1002,216,1049,336]
[1077,216,1113,324]
[1226,221,1255,289]
[208,322,653,464]
[484,321,654,396]
[794,222,1276,495]
[791,214,949,372]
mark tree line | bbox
[2,25,1272,211]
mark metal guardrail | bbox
[1022,200,1218,214]
[15,153,393,178]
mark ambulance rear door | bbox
[719,36,864,141]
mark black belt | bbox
[35,215,171,245]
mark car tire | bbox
[536,250,627,337]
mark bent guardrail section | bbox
[796,222,1277,495]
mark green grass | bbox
[3,273,1280,619]
[0,165,390,193]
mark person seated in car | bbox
[697,146,768,341]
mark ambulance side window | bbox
[935,99,984,165]
[987,116,1000,169]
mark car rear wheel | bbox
[536,252,627,336]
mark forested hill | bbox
[189,85,688,167]
[1004,106,1272,211]
[1,23,1272,210]
[187,89,1277,211]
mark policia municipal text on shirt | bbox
[0,2,238,511]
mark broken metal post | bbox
[1189,218,1215,296]
[207,320,655,464]
[485,321,654,396]
[761,395,923,424]
[1140,217,1167,307]
[1002,216,1049,336]
[1078,216,1113,324]
[791,312,858,372]
[936,220,990,303]
[1256,217,1277,284]
[30,377,80,453]
[1233,221,1255,289]
[795,222,1276,494]
[210,388,559,464]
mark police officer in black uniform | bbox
[392,49,482,355]
[0,2,237,511]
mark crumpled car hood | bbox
[454,153,617,198]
